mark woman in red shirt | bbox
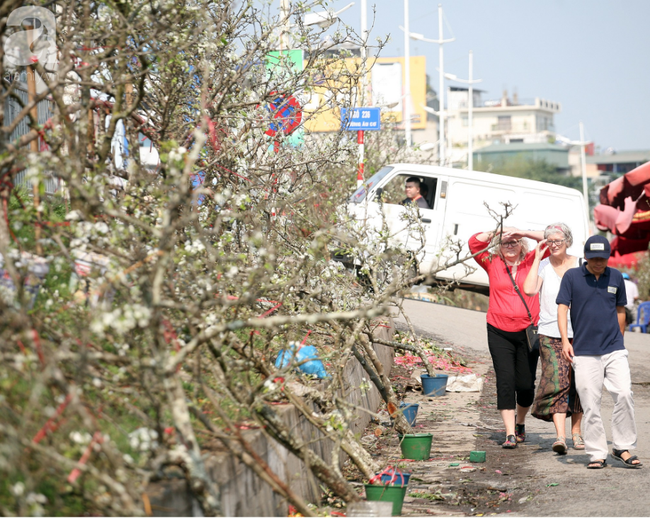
[469,227,546,448]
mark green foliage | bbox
[475,157,583,190]
[633,254,650,301]
[0,0,427,514]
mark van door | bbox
[373,171,446,274]
[516,189,588,257]
[437,178,517,286]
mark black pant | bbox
[487,323,539,410]
[625,307,634,325]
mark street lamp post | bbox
[444,50,481,170]
[360,0,368,105]
[561,124,591,225]
[400,4,454,164]
[280,0,290,49]
[403,0,412,147]
[436,4,446,165]
[280,1,355,47]
[579,122,589,221]
[357,0,369,186]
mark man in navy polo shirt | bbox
[557,235,642,469]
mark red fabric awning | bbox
[607,250,647,270]
[594,160,650,256]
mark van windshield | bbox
[349,166,394,203]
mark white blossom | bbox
[128,427,159,452]
[10,482,25,496]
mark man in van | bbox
[557,235,642,469]
[401,177,430,209]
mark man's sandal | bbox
[612,449,643,468]
[515,423,526,444]
[571,433,585,450]
[587,459,607,469]
[502,435,517,449]
[552,437,567,455]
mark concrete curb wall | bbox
[148,319,394,517]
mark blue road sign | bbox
[341,107,381,131]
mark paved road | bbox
[395,298,650,517]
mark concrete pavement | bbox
[393,297,650,517]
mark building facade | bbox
[445,88,561,167]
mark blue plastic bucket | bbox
[379,470,411,486]
[399,402,419,426]
[421,374,448,397]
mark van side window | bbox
[422,178,437,208]
[377,174,437,209]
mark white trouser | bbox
[573,349,637,462]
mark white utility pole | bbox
[437,4,445,164]
[579,121,589,221]
[445,50,481,170]
[468,51,475,171]
[400,5,454,164]
[403,0,412,147]
[280,0,290,49]
[360,0,368,105]
[357,0,368,186]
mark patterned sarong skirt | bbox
[531,335,583,421]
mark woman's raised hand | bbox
[535,239,549,260]
[501,227,524,241]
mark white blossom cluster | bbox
[69,431,93,444]
[90,303,152,336]
[69,221,111,250]
[184,240,205,255]
[128,427,159,452]
[10,482,48,517]
[167,146,187,164]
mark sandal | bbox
[587,459,607,469]
[515,423,525,443]
[502,435,517,449]
[571,433,585,450]
[612,449,643,468]
[552,437,567,455]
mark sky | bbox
[278,0,650,152]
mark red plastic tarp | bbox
[607,250,647,271]
[594,160,650,256]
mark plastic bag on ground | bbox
[275,342,330,379]
[445,373,483,392]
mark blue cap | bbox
[584,235,611,260]
[622,273,630,280]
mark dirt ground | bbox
[346,341,539,517]
[385,299,650,518]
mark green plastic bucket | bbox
[399,433,433,460]
[364,483,407,516]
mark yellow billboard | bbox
[302,55,427,133]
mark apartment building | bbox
[445,87,560,166]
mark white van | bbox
[346,164,589,293]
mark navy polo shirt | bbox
[556,263,627,356]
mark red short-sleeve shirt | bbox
[469,233,546,332]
